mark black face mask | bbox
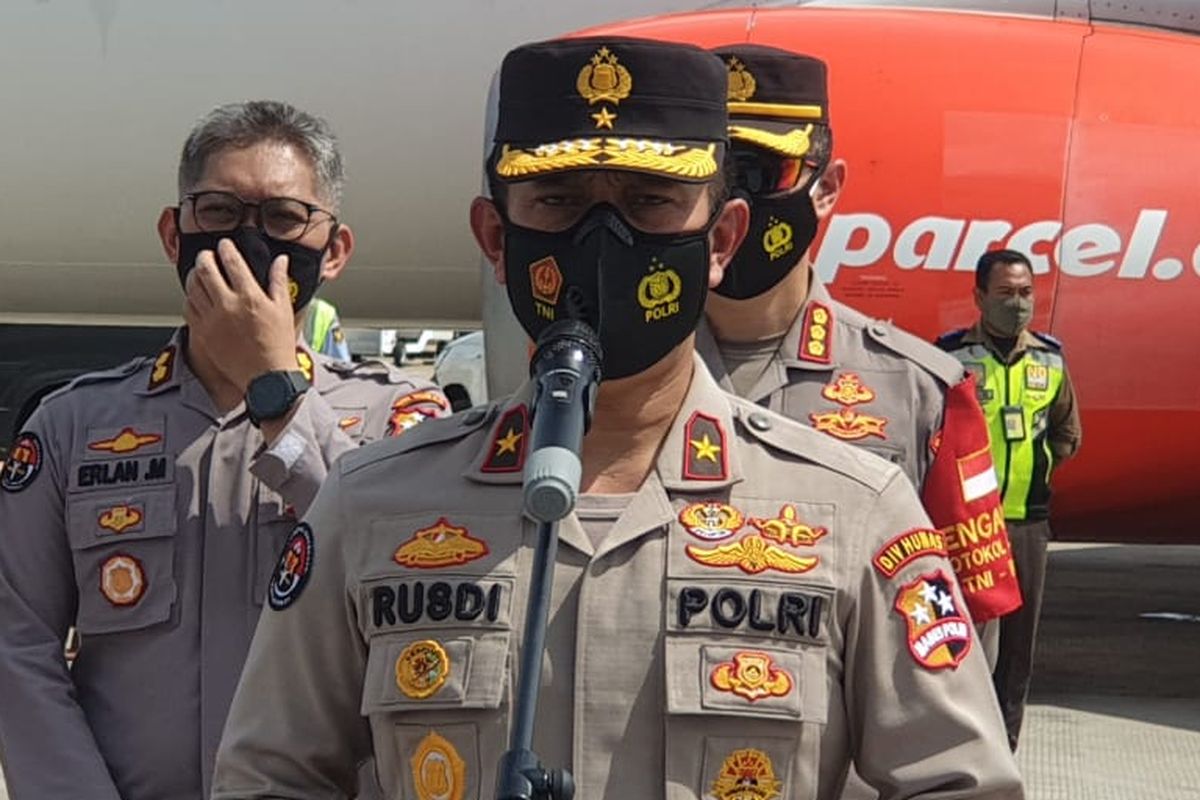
[714,187,818,300]
[175,225,326,311]
[503,203,714,380]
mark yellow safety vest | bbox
[938,331,1064,521]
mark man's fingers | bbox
[217,238,258,296]
[267,254,292,306]
[187,251,221,308]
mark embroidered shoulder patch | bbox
[893,569,972,670]
[872,528,947,578]
[268,523,315,611]
[2,432,43,492]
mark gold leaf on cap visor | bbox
[729,124,814,158]
[495,139,718,180]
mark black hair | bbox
[976,248,1033,291]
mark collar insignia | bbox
[482,404,528,473]
[798,301,833,363]
[148,345,176,390]
[683,411,728,481]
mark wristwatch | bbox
[246,370,311,427]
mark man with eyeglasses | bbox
[700,46,1023,646]
[0,100,446,800]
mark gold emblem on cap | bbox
[396,639,450,699]
[411,731,466,800]
[726,56,757,102]
[578,46,632,129]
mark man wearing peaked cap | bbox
[214,37,1021,800]
[701,44,1022,661]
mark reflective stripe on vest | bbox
[946,344,1064,520]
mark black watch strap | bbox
[246,370,311,427]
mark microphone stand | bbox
[494,517,573,800]
[495,322,600,800]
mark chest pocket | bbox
[65,487,178,634]
[360,630,511,800]
[664,576,832,800]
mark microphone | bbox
[522,320,603,523]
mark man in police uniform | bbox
[0,101,447,800]
[937,248,1082,750]
[700,46,1021,651]
[213,39,1021,799]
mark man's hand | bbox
[184,238,299,394]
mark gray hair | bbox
[177,100,345,210]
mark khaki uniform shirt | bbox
[213,359,1021,800]
[0,330,448,800]
[698,280,966,490]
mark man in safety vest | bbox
[937,248,1082,750]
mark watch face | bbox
[249,372,299,422]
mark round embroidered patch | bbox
[268,523,315,611]
[2,432,43,493]
[395,639,450,699]
[100,554,147,606]
[411,731,466,800]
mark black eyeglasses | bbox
[180,191,337,241]
[731,148,823,198]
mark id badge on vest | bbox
[1002,405,1026,441]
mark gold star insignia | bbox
[495,427,523,456]
[591,106,617,129]
[690,433,721,463]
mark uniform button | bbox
[748,412,772,432]
[870,321,888,337]
[463,409,486,425]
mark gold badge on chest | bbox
[395,639,451,699]
[410,731,466,800]
[810,372,888,441]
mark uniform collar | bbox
[697,276,839,403]
[963,321,1045,361]
[465,354,743,559]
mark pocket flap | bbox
[66,488,176,550]
[362,632,509,715]
[665,637,826,723]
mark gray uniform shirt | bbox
[0,330,448,800]
[213,359,1021,800]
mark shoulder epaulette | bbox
[42,357,151,405]
[934,328,969,352]
[729,398,898,495]
[321,356,413,384]
[863,320,964,386]
[1032,330,1063,350]
[340,403,495,476]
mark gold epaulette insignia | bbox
[798,301,833,363]
[148,345,176,391]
